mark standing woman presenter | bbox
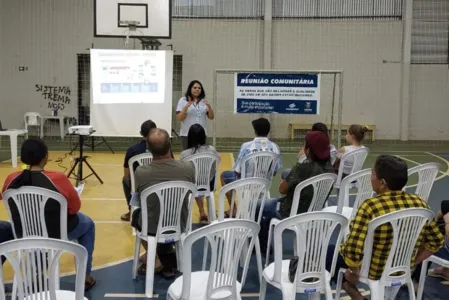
[176,80,215,150]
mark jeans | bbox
[123,176,132,209]
[68,212,95,274]
[256,198,283,252]
[221,170,238,185]
[0,221,14,264]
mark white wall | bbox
[409,66,449,140]
[0,0,446,140]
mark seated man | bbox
[258,131,334,251]
[326,155,443,300]
[1,138,96,290]
[220,118,282,216]
[132,128,195,278]
[121,120,157,221]
[0,221,14,264]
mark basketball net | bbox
[121,20,140,48]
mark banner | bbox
[234,73,320,114]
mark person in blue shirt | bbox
[220,118,282,217]
[120,120,157,221]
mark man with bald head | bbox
[133,128,195,278]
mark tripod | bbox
[67,134,104,186]
[69,135,114,155]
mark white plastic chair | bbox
[335,147,369,189]
[240,151,279,198]
[128,152,153,231]
[0,237,87,300]
[166,219,260,300]
[182,152,221,222]
[128,152,153,195]
[24,112,42,138]
[266,173,337,263]
[214,177,270,277]
[131,181,197,298]
[322,169,374,224]
[405,162,440,202]
[260,212,349,300]
[2,186,72,294]
[335,208,435,300]
[2,187,70,240]
[417,255,449,300]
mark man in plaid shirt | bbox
[328,155,444,300]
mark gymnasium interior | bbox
[0,0,448,299]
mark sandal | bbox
[428,269,449,281]
[200,215,209,225]
[137,263,164,275]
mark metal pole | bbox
[337,72,344,149]
[212,70,218,148]
[330,73,337,141]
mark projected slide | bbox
[91,49,166,104]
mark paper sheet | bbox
[75,182,85,196]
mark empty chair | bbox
[24,112,42,138]
[131,181,197,298]
[182,152,221,222]
[0,237,87,300]
[335,208,435,300]
[166,219,260,300]
[260,212,348,300]
[335,147,369,189]
[405,162,440,202]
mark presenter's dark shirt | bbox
[124,140,148,171]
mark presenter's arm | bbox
[204,100,215,120]
[176,99,193,121]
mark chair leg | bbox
[145,236,157,298]
[407,280,417,300]
[132,236,141,279]
[239,239,249,268]
[202,238,208,271]
[324,281,333,300]
[417,260,428,300]
[254,237,263,284]
[208,192,216,222]
[175,241,183,273]
[369,281,384,300]
[265,223,275,267]
[334,268,345,300]
[259,277,267,300]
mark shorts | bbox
[221,170,239,185]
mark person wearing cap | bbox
[120,120,157,221]
[257,131,334,252]
[220,117,282,217]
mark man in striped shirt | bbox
[220,118,282,216]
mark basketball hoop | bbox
[120,20,140,47]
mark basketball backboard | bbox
[94,0,172,39]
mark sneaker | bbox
[120,212,130,222]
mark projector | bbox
[68,125,95,136]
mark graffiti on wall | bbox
[35,84,71,111]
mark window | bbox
[172,0,263,18]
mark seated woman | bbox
[1,138,96,290]
[334,124,368,175]
[179,124,219,224]
[258,131,334,252]
[298,123,338,164]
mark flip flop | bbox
[428,270,449,281]
[200,216,209,225]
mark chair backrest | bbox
[336,168,374,219]
[128,152,153,193]
[217,177,270,223]
[336,147,369,187]
[140,181,197,241]
[24,112,41,126]
[360,208,434,285]
[0,237,87,300]
[2,187,69,240]
[179,219,260,300]
[271,212,348,292]
[290,173,337,215]
[406,163,440,202]
[182,152,221,196]
[240,151,279,181]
